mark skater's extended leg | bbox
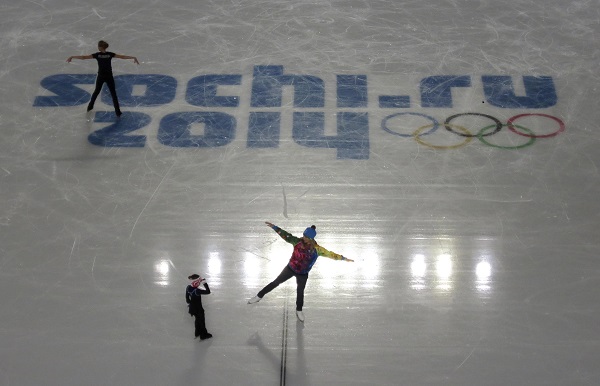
[88,76,105,111]
[257,266,295,298]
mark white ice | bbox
[1,1,600,385]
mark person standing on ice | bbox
[248,222,354,322]
[66,40,139,117]
[186,274,213,340]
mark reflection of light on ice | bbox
[314,242,374,291]
[410,254,426,290]
[360,248,380,289]
[411,254,426,277]
[316,242,381,290]
[242,243,292,289]
[315,253,357,291]
[435,253,453,291]
[154,259,170,287]
[316,259,337,290]
[208,251,221,275]
[408,250,493,294]
[266,243,291,277]
[410,253,454,291]
[476,260,492,292]
[436,254,453,278]
[476,261,491,278]
[243,252,260,283]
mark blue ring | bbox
[382,112,439,138]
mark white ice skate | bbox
[296,310,305,322]
[248,295,261,304]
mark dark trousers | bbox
[193,310,208,338]
[257,265,309,311]
[88,72,121,114]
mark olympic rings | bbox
[414,123,473,149]
[380,112,565,150]
[507,113,565,138]
[382,112,438,137]
[477,124,536,150]
[444,113,502,138]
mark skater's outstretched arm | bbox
[66,55,93,62]
[115,54,140,64]
[315,244,354,262]
[265,222,300,245]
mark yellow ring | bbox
[413,124,473,149]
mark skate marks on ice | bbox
[247,289,307,386]
[280,295,290,386]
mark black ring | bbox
[444,113,502,138]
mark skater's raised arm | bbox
[186,279,210,304]
[265,222,300,245]
[197,280,211,295]
[114,54,140,64]
[66,54,93,62]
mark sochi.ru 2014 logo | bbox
[34,65,564,159]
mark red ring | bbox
[507,113,565,138]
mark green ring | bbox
[477,124,536,149]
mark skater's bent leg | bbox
[295,274,308,311]
[257,266,295,298]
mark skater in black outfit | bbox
[66,40,139,117]
[185,274,213,340]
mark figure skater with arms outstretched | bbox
[66,40,139,117]
[248,222,354,322]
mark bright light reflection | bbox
[154,259,170,287]
[410,254,426,290]
[314,241,364,291]
[476,261,491,279]
[435,253,453,291]
[476,260,492,292]
[243,252,261,284]
[316,259,337,290]
[242,254,259,276]
[411,254,426,277]
[266,243,291,277]
[360,248,380,288]
[436,254,453,278]
[242,242,293,289]
[208,252,222,275]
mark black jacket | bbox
[186,283,210,315]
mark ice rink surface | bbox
[1,1,600,385]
